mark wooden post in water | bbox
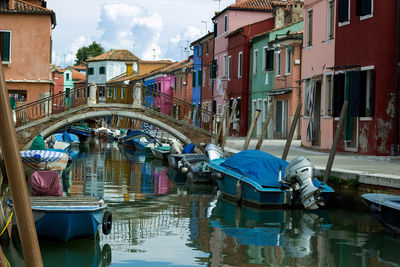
[222,100,238,150]
[0,61,43,266]
[214,106,228,146]
[282,102,302,161]
[256,102,275,150]
[324,101,349,183]
[243,109,261,150]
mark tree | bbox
[75,41,105,65]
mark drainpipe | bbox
[395,0,399,155]
[298,41,303,140]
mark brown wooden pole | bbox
[282,102,302,161]
[256,101,275,150]
[243,109,261,150]
[214,106,228,146]
[0,61,43,265]
[324,101,349,183]
[222,100,238,150]
[0,245,8,267]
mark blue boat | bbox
[362,193,400,234]
[54,131,80,145]
[7,196,112,242]
[208,150,334,209]
[119,130,155,150]
[69,124,93,141]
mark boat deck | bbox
[29,196,104,207]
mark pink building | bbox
[211,0,274,120]
[301,0,336,150]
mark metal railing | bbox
[15,85,88,127]
[14,83,220,133]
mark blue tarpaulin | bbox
[220,150,289,188]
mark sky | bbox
[47,0,236,67]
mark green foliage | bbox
[75,41,105,65]
[327,175,360,189]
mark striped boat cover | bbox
[20,150,69,171]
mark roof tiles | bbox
[0,0,54,15]
[86,49,139,62]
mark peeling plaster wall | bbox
[376,118,392,154]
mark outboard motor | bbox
[283,156,321,209]
[204,144,224,161]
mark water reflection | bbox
[4,138,400,266]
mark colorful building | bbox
[190,37,203,108]
[250,21,304,139]
[211,0,275,122]
[226,18,275,136]
[1,0,56,104]
[86,49,139,103]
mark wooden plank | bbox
[243,109,261,150]
[282,102,302,161]
[214,106,227,146]
[222,100,238,150]
[256,101,275,150]
[324,101,349,182]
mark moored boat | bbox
[150,145,171,161]
[7,196,111,242]
[208,150,334,209]
[362,193,400,234]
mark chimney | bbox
[9,0,15,10]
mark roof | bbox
[86,49,140,62]
[213,0,274,19]
[250,20,304,42]
[190,32,214,46]
[106,72,137,84]
[138,59,173,65]
[68,64,87,71]
[0,0,56,27]
[70,69,86,81]
[140,59,192,80]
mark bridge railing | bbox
[141,85,217,132]
[15,85,88,127]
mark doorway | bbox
[312,80,321,146]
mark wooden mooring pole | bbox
[214,106,228,146]
[0,61,43,266]
[222,100,238,150]
[243,109,261,150]
[255,101,275,150]
[324,101,349,183]
[282,102,302,161]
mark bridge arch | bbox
[22,109,201,151]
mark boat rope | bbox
[0,211,13,238]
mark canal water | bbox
[3,138,400,266]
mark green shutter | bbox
[198,70,202,86]
[2,32,10,62]
[192,72,196,87]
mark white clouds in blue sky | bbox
[48,0,235,67]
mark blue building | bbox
[190,38,203,108]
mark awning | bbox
[266,88,292,96]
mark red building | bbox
[334,0,400,155]
[50,66,64,95]
[226,18,275,136]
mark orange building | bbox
[0,0,56,104]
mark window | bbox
[324,74,333,116]
[253,49,258,74]
[357,0,373,18]
[224,15,228,32]
[218,104,222,114]
[99,66,106,75]
[76,88,80,99]
[158,82,161,92]
[180,75,183,91]
[348,69,375,117]
[327,0,335,40]
[107,87,112,98]
[238,52,243,78]
[211,59,217,79]
[121,87,125,99]
[114,87,117,99]
[66,73,70,81]
[214,22,218,37]
[206,41,209,54]
[306,9,313,47]
[338,0,350,23]
[228,56,231,80]
[88,68,94,75]
[0,31,11,62]
[275,51,281,76]
[285,47,291,75]
[263,47,274,71]
[276,101,283,132]
[223,54,227,77]
[174,77,177,92]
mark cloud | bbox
[97,2,163,60]
[165,26,202,61]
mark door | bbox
[312,80,321,146]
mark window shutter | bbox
[211,59,217,79]
[2,32,10,62]
[198,69,202,86]
[338,0,349,22]
[332,73,345,117]
[349,71,361,117]
[192,71,196,87]
[368,69,375,116]
[214,23,218,37]
[267,50,274,71]
[356,0,372,16]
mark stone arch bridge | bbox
[15,84,217,150]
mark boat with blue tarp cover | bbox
[118,129,155,150]
[208,150,334,209]
[362,193,400,234]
